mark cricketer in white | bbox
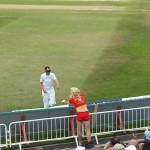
[40,66,59,108]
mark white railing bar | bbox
[0,124,8,148]
[9,115,76,125]
[9,136,77,146]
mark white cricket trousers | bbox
[42,89,56,108]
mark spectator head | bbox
[125,145,137,150]
[75,146,85,150]
[35,147,44,150]
[111,136,121,146]
[128,139,138,148]
[70,87,80,98]
[113,144,125,150]
[85,147,102,150]
[142,143,150,150]
[144,128,150,141]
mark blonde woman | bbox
[61,87,92,146]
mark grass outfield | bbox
[0,0,141,6]
[0,0,150,111]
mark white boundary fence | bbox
[0,124,8,148]
[9,115,78,149]
[1,106,150,149]
[90,106,150,144]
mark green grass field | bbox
[0,0,140,6]
[0,0,150,112]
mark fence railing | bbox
[89,106,150,144]
[0,124,8,148]
[9,115,78,149]
[1,106,150,149]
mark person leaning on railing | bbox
[61,87,93,147]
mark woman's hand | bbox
[61,100,66,104]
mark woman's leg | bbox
[77,120,83,146]
[84,120,91,142]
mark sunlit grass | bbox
[0,0,150,111]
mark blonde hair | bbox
[69,87,80,98]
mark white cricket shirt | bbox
[40,72,57,91]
